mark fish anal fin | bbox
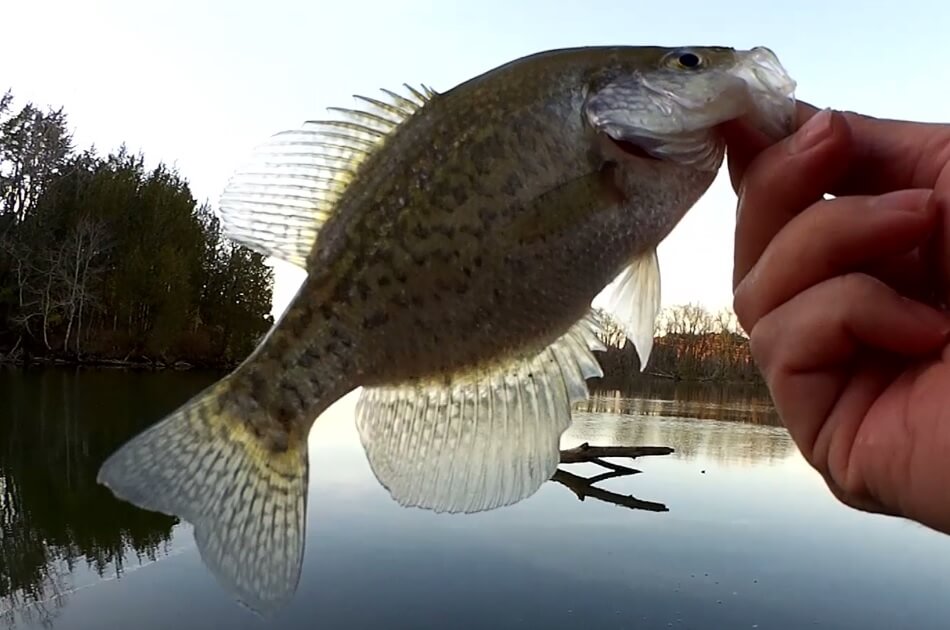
[354,313,605,514]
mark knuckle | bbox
[833,272,885,304]
[747,316,777,372]
[736,138,799,204]
[732,285,756,331]
[738,154,777,201]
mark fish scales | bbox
[96,45,798,613]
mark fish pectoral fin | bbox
[96,384,309,615]
[507,166,623,246]
[603,248,661,370]
[218,84,437,268]
[354,313,606,514]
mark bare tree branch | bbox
[550,442,673,512]
[560,443,675,463]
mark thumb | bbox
[720,101,822,192]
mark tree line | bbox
[0,87,761,383]
[0,89,274,367]
[592,303,764,386]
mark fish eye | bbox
[677,52,702,69]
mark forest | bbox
[0,90,274,368]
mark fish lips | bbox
[730,46,798,140]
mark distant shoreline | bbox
[0,353,763,388]
[0,352,237,371]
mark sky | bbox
[2,0,948,319]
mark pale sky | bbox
[2,0,948,319]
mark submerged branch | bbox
[551,442,674,512]
[559,443,674,463]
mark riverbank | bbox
[0,350,237,371]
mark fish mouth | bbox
[599,127,719,171]
[606,135,663,161]
[588,45,797,171]
[730,46,798,140]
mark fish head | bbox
[583,45,797,172]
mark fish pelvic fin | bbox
[603,248,661,371]
[355,312,605,514]
[96,381,309,615]
[218,84,438,269]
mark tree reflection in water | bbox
[0,367,221,628]
[1,368,780,625]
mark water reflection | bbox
[0,367,221,628]
[551,452,669,513]
[583,379,779,425]
[0,368,782,625]
[7,368,949,630]
[578,383,795,466]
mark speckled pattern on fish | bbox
[96,45,797,614]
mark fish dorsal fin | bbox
[217,84,437,268]
[354,312,606,514]
[603,248,662,371]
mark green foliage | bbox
[0,89,274,366]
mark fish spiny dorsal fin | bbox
[217,84,438,269]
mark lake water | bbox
[3,367,950,629]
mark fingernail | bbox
[789,109,833,154]
[935,196,950,306]
[871,189,933,213]
[902,298,950,336]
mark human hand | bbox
[722,102,950,533]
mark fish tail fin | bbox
[96,380,308,614]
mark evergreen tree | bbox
[0,90,274,366]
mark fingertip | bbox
[931,194,950,303]
[732,107,854,290]
[785,108,853,159]
[737,188,940,328]
[899,296,950,340]
[760,276,949,377]
[860,289,950,356]
[722,101,839,192]
[869,189,938,222]
[923,189,940,220]
[787,109,834,154]
[793,101,821,128]
[825,108,853,147]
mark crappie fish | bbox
[97,45,796,612]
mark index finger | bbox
[720,101,822,192]
[721,101,950,195]
[731,109,853,289]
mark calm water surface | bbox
[2,368,950,629]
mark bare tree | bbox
[592,307,628,348]
[59,217,109,354]
[2,237,68,350]
[36,246,66,350]
[713,307,741,336]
